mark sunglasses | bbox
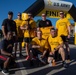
[18,15,21,16]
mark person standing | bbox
[38,13,53,40]
[14,12,24,57]
[20,13,37,60]
[2,11,17,57]
[56,11,71,60]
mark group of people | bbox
[0,10,71,75]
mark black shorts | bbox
[30,48,49,57]
[12,36,17,43]
[24,37,33,43]
[17,37,23,42]
[48,50,61,61]
[60,35,69,42]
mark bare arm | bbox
[2,26,6,37]
[68,25,71,35]
[1,49,11,56]
[42,50,47,57]
[20,25,28,30]
[32,45,40,49]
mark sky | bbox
[0,0,76,29]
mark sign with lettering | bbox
[44,0,73,11]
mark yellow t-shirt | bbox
[48,35,63,52]
[32,37,48,53]
[40,26,54,40]
[21,19,36,38]
[56,18,71,36]
[14,19,24,37]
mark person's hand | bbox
[37,45,41,48]
[25,25,29,30]
[49,52,53,55]
[4,35,7,38]
[9,54,14,58]
[68,34,70,39]
[40,55,44,58]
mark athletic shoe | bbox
[2,69,9,75]
[48,60,52,66]
[62,61,68,68]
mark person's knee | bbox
[59,47,65,54]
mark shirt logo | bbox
[46,22,49,25]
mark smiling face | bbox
[42,13,46,21]
[50,28,56,38]
[37,31,42,39]
[7,32,13,40]
[59,11,64,18]
[17,13,21,20]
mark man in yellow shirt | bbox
[30,30,48,64]
[48,28,67,68]
[20,13,37,60]
[56,11,71,60]
[14,12,24,57]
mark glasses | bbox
[18,15,21,16]
[42,15,46,17]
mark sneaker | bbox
[62,61,68,68]
[2,69,9,75]
[48,60,52,66]
[25,56,30,60]
[67,55,71,60]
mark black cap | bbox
[8,11,13,15]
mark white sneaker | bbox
[2,70,9,75]
[48,60,52,66]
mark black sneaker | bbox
[2,69,9,75]
[67,55,70,60]
[62,61,68,68]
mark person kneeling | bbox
[0,31,16,75]
[47,28,68,68]
[30,30,49,64]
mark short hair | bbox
[8,11,13,15]
[50,28,55,31]
[18,12,21,15]
[42,13,46,16]
[59,11,64,14]
[37,30,42,34]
